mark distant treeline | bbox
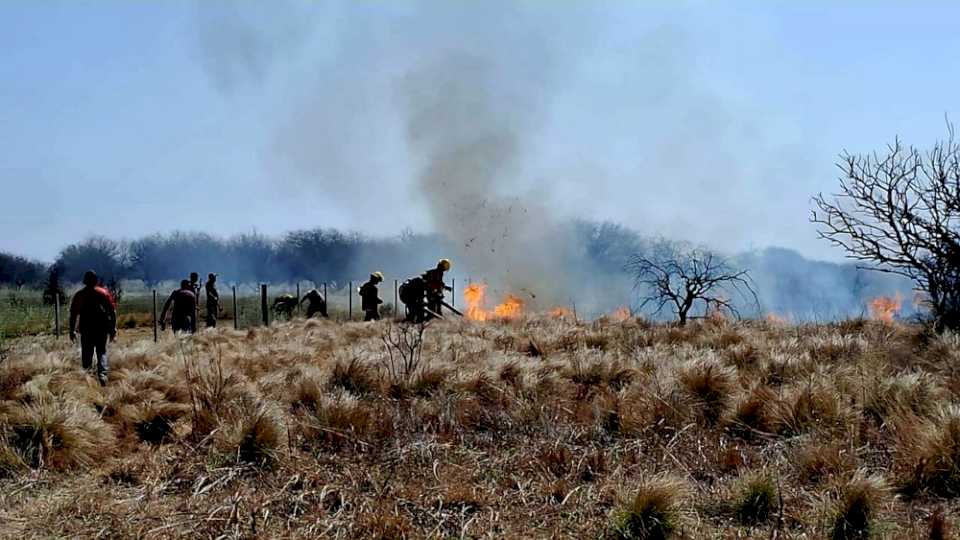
[1,229,455,287]
[0,221,917,319]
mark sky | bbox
[2,1,959,262]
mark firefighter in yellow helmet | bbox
[359,271,384,321]
[422,259,452,319]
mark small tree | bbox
[627,240,758,325]
[812,125,960,331]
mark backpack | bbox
[399,277,424,305]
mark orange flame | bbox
[608,307,631,322]
[463,283,525,321]
[765,313,789,325]
[493,294,524,319]
[869,293,902,323]
[464,283,488,321]
[549,306,574,320]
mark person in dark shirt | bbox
[69,270,117,386]
[359,272,384,321]
[205,273,220,328]
[400,276,427,323]
[160,280,197,334]
[300,289,328,319]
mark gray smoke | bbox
[395,52,572,306]
[190,2,886,316]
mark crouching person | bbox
[69,270,117,386]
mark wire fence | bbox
[0,279,459,342]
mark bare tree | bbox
[812,125,960,331]
[627,240,759,325]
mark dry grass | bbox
[2,319,960,537]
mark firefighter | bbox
[189,272,201,332]
[422,258,452,319]
[359,272,384,321]
[272,294,298,319]
[160,280,197,334]
[300,288,328,319]
[205,273,220,328]
[399,275,427,323]
[69,270,117,386]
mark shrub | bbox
[611,475,687,540]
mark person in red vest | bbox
[69,270,117,386]
[95,278,117,309]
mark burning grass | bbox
[1,317,959,537]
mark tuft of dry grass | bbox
[730,471,776,525]
[611,475,688,540]
[1,396,115,470]
[794,439,857,485]
[677,359,735,424]
[328,357,379,396]
[214,394,285,467]
[829,471,889,540]
[894,405,960,497]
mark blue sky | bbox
[2,1,959,262]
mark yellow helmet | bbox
[437,258,452,271]
[371,271,384,283]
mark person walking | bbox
[160,280,198,334]
[359,272,384,321]
[68,270,117,386]
[204,273,220,328]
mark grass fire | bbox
[4,2,960,538]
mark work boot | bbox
[97,373,108,387]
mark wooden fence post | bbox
[54,293,61,338]
[261,284,269,327]
[152,290,158,343]
[232,285,238,330]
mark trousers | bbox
[80,332,109,383]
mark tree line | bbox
[0,229,459,288]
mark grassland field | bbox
[2,312,960,538]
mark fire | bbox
[869,293,902,323]
[463,283,525,321]
[493,294,524,319]
[765,313,789,325]
[608,307,631,322]
[549,306,574,320]
[464,282,488,321]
